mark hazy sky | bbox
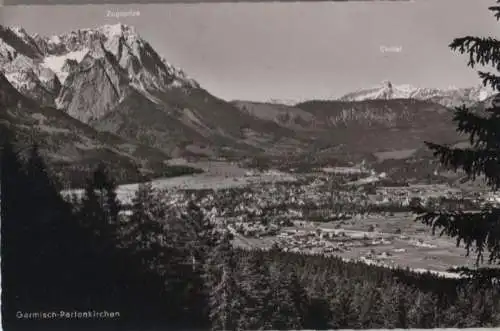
[2,0,500,101]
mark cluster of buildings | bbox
[274,225,396,256]
[101,171,495,241]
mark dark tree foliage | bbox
[412,1,500,279]
[206,231,241,331]
[237,251,275,330]
[224,249,500,329]
[1,137,122,330]
[3,133,500,330]
[1,133,28,323]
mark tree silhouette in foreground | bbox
[412,1,500,277]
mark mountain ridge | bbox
[338,80,495,109]
[0,23,306,159]
[1,23,494,183]
[0,70,201,187]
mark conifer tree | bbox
[80,163,121,250]
[329,279,358,329]
[305,295,332,330]
[77,163,124,310]
[238,252,274,330]
[92,162,121,228]
[288,271,309,329]
[178,200,221,325]
[471,287,497,326]
[381,283,411,328]
[408,291,439,328]
[23,144,74,305]
[207,231,241,331]
[356,285,384,328]
[184,200,219,265]
[124,181,166,259]
[113,181,173,328]
[0,133,28,321]
[1,138,87,316]
[412,1,500,273]
[267,265,301,330]
[443,287,480,328]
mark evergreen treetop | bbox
[413,1,500,270]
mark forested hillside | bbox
[1,137,499,331]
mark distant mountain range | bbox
[338,80,495,109]
[0,23,494,183]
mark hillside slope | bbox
[0,72,198,186]
[0,24,305,158]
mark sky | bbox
[2,0,500,102]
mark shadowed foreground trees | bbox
[2,134,500,330]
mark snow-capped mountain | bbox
[0,24,199,120]
[267,98,301,107]
[339,80,496,108]
[0,24,302,158]
[0,23,479,180]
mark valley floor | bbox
[62,160,490,278]
[230,213,477,278]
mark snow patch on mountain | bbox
[4,72,24,88]
[339,80,496,107]
[41,49,88,83]
[99,23,132,39]
[48,35,61,44]
[4,68,41,92]
[1,23,200,109]
[37,66,58,84]
[268,98,300,106]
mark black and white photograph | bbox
[1,0,500,330]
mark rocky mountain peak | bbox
[0,24,200,116]
[339,80,496,108]
[10,26,30,41]
[381,80,393,89]
[98,23,135,38]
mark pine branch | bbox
[489,2,500,21]
[412,205,500,265]
[424,142,500,189]
[449,36,500,70]
[478,71,500,91]
[452,106,500,148]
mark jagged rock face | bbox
[2,23,494,166]
[36,65,61,91]
[0,23,199,119]
[37,24,199,92]
[0,71,174,183]
[56,52,132,122]
[0,26,43,61]
[0,26,60,106]
[4,68,58,107]
[0,23,299,159]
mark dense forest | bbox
[2,136,500,331]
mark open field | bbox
[232,212,483,276]
[62,161,297,204]
[62,163,490,277]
